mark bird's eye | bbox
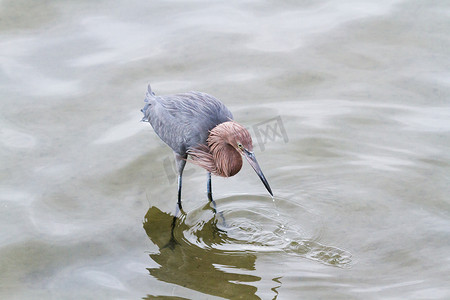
[237,143,243,149]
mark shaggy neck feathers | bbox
[187,121,252,177]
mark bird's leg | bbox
[177,175,182,208]
[205,172,228,230]
[174,153,187,210]
[207,172,213,202]
[207,171,219,217]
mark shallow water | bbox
[1,0,450,299]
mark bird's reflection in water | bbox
[143,203,261,299]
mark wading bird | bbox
[141,84,272,208]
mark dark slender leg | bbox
[174,153,187,210]
[207,172,213,202]
[205,172,228,228]
[207,172,221,217]
[177,175,182,208]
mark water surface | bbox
[1,0,450,299]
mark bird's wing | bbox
[142,90,233,155]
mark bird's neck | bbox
[209,139,242,177]
[187,123,243,177]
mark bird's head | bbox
[209,121,273,196]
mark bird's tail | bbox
[141,84,155,122]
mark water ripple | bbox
[146,195,353,269]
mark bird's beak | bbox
[243,150,273,196]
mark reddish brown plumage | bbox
[187,121,253,177]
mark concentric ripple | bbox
[177,194,353,268]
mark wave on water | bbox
[144,194,353,268]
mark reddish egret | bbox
[141,84,272,208]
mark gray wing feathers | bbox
[141,86,233,155]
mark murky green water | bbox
[1,1,449,299]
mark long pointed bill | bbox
[243,150,273,196]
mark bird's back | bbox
[141,85,233,156]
